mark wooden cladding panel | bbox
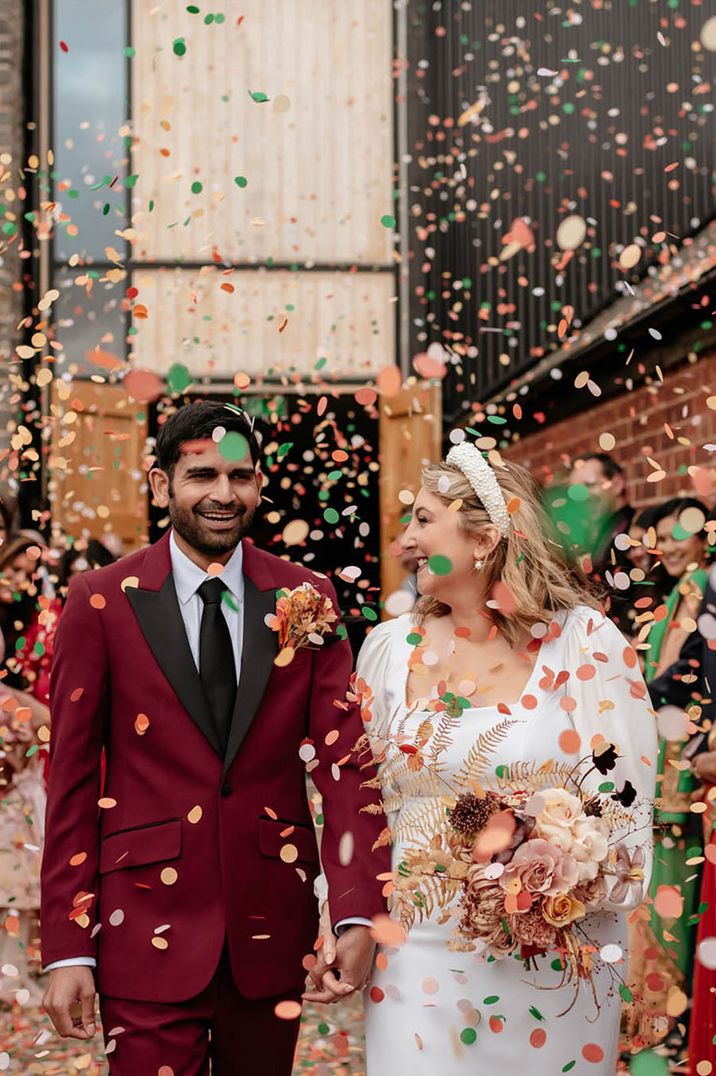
[131,0,394,265]
[130,267,395,379]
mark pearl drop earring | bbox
[474,559,484,571]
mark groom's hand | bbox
[303,925,375,1004]
[43,966,97,1039]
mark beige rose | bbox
[542,893,586,928]
[529,788,586,853]
[570,818,609,882]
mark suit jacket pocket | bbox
[99,818,182,875]
[257,817,319,867]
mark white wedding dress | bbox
[346,606,656,1076]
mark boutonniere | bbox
[266,582,338,665]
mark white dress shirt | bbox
[45,533,366,972]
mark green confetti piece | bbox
[460,1028,477,1046]
[362,606,378,622]
[336,624,347,641]
[483,995,499,1005]
[14,636,25,652]
[551,957,565,972]
[167,362,192,394]
[25,744,39,758]
[427,554,452,576]
[277,442,293,460]
[222,590,240,612]
[562,1063,576,1073]
[495,764,509,779]
[124,45,135,58]
[102,203,110,216]
[529,1006,544,1021]
[566,483,590,502]
[618,983,633,1004]
[249,90,270,103]
[380,213,396,228]
[406,631,423,646]
[148,199,155,212]
[215,12,225,22]
[173,37,187,56]
[187,4,200,12]
[598,782,615,792]
[487,415,507,425]
[234,175,248,188]
[33,641,45,658]
[191,180,203,194]
[218,431,250,462]
[125,174,139,188]
[318,1021,330,1035]
[323,508,339,525]
[204,11,214,21]
[629,1050,669,1076]
[315,357,327,371]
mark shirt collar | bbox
[169,530,244,607]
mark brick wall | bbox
[505,350,716,510]
[0,0,24,471]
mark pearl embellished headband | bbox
[445,442,511,537]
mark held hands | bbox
[43,966,97,1040]
[303,902,376,1005]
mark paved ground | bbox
[0,993,366,1074]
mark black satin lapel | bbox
[223,578,278,774]
[125,577,223,757]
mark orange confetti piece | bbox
[376,364,402,397]
[559,729,581,754]
[530,1028,547,1048]
[274,1000,302,1020]
[654,884,684,920]
[89,593,106,610]
[134,713,150,735]
[370,914,407,946]
[69,852,87,867]
[582,1043,605,1063]
[274,646,296,667]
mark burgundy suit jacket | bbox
[40,532,390,1002]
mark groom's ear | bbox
[149,466,170,509]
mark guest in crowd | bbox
[56,537,116,597]
[0,535,62,705]
[568,452,634,575]
[626,496,710,1053]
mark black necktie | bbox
[197,578,236,754]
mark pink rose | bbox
[499,837,579,897]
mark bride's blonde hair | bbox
[414,456,599,646]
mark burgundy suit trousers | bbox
[99,945,302,1075]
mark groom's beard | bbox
[168,499,255,558]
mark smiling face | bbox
[656,512,705,579]
[401,487,498,601]
[149,439,261,564]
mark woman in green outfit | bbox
[626,496,710,1051]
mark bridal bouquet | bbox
[393,744,645,1007]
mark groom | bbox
[41,401,389,1073]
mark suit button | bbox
[221,783,233,797]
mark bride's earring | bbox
[474,559,484,571]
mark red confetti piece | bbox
[59,40,69,52]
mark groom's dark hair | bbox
[154,400,263,480]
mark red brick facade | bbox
[505,351,716,510]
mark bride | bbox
[307,442,657,1075]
